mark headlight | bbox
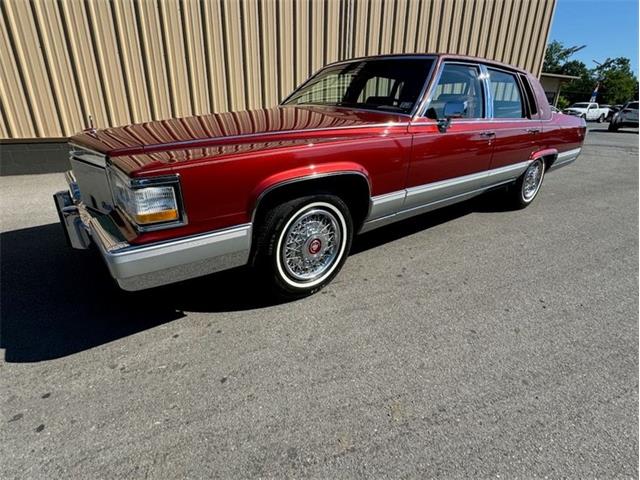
[107,167,185,230]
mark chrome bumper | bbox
[54,177,252,291]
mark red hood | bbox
[70,105,406,157]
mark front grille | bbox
[69,146,114,213]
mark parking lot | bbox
[1,124,638,478]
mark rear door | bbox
[484,67,543,172]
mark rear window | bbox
[488,69,525,118]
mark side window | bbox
[488,69,525,118]
[426,64,485,119]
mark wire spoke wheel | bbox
[522,160,544,201]
[281,208,342,282]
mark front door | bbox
[406,62,495,210]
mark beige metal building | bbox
[0,0,556,141]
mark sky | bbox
[548,0,639,75]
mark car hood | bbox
[70,105,407,157]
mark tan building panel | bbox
[1,0,556,140]
[3,0,62,137]
[0,10,35,138]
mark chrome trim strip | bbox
[362,160,531,233]
[548,147,581,172]
[368,190,406,220]
[69,144,107,168]
[403,161,529,210]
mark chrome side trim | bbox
[368,190,406,220]
[362,161,531,233]
[69,144,107,168]
[548,147,581,172]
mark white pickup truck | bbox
[563,102,610,122]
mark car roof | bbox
[325,53,530,75]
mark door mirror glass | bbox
[443,101,467,119]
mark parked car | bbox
[55,54,586,298]
[608,101,639,131]
[563,102,610,122]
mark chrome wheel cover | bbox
[522,160,544,201]
[281,208,342,282]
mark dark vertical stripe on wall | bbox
[275,0,282,101]
[402,0,411,53]
[377,0,385,55]
[364,1,372,56]
[322,0,328,66]
[178,0,195,114]
[200,0,214,113]
[256,0,266,107]
[109,0,135,122]
[390,0,399,53]
[28,0,64,134]
[307,0,313,77]
[350,0,357,58]
[292,0,298,87]
[218,0,233,112]
[156,0,175,117]
[84,0,114,125]
[436,0,445,52]
[237,0,251,108]
[0,93,13,138]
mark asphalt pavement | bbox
[1,123,638,479]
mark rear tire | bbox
[505,158,545,209]
[597,114,605,123]
[254,195,353,299]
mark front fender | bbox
[248,162,371,214]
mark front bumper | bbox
[54,175,252,291]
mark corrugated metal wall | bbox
[0,0,556,140]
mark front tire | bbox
[506,158,545,209]
[608,121,619,132]
[254,195,353,299]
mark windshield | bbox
[283,58,434,115]
[626,102,639,110]
[571,103,591,108]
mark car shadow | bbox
[1,189,510,362]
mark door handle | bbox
[479,131,495,138]
[526,128,541,134]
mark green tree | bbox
[596,58,638,104]
[543,40,586,73]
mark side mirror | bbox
[437,101,467,132]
